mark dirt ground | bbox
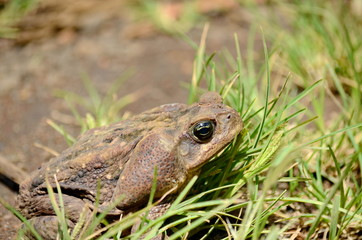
[0,0,253,238]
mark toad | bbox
[17,92,243,239]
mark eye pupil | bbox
[192,120,215,142]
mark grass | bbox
[49,71,139,146]
[1,0,361,239]
[0,0,39,38]
[126,0,202,36]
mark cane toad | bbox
[17,92,243,239]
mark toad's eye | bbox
[191,120,215,143]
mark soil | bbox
[0,0,252,238]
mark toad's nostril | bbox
[227,114,231,119]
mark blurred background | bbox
[0,0,361,239]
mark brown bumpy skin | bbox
[17,92,243,239]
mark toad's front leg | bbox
[111,133,184,239]
[131,203,172,240]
